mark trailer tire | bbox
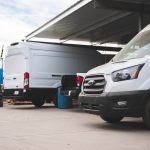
[100,114,123,123]
[143,100,150,129]
[32,98,45,107]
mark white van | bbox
[79,24,150,129]
[3,42,102,107]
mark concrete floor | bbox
[0,103,149,150]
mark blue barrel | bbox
[57,88,72,109]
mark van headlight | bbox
[112,64,144,82]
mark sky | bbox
[0,0,79,57]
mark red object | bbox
[76,75,84,86]
[24,72,29,89]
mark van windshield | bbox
[112,30,150,62]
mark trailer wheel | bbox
[143,100,150,129]
[100,114,123,123]
[32,98,45,107]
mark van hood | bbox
[87,57,148,75]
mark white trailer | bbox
[3,42,102,107]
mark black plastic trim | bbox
[3,88,57,101]
[79,90,148,117]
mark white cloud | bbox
[0,0,79,57]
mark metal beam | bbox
[90,13,138,43]
[29,41,122,52]
[94,25,137,44]
[94,0,150,13]
[138,13,144,31]
[60,12,131,42]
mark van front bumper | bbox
[79,90,148,117]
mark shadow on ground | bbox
[86,119,150,132]
[64,107,86,114]
[5,104,56,110]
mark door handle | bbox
[52,74,62,77]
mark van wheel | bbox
[100,114,123,123]
[143,100,150,129]
[0,100,3,107]
[32,99,45,107]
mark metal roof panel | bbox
[26,0,150,45]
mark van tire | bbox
[143,100,150,129]
[32,99,45,107]
[0,100,3,107]
[100,115,123,123]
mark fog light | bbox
[117,101,127,106]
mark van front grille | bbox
[83,74,106,94]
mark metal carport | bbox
[25,0,150,46]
